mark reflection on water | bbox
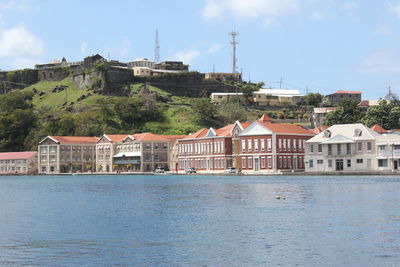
[0,175,399,266]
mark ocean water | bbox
[0,174,399,266]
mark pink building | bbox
[0,151,38,174]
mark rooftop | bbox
[335,90,362,94]
[0,151,36,160]
[50,136,99,144]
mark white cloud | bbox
[389,2,400,18]
[202,0,299,22]
[374,27,392,36]
[0,0,29,12]
[0,25,44,69]
[207,44,221,54]
[80,41,88,55]
[311,11,326,21]
[359,51,400,74]
[342,2,358,10]
[170,49,200,64]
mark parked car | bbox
[185,167,196,174]
[224,167,237,174]
[154,167,165,173]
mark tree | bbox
[218,101,248,124]
[0,92,37,152]
[192,98,219,127]
[361,100,400,129]
[324,99,362,125]
[305,93,323,107]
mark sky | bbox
[1,0,400,99]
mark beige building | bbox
[0,151,38,174]
[211,93,244,104]
[132,67,152,77]
[96,134,128,172]
[38,136,98,174]
[205,72,241,81]
[252,89,303,106]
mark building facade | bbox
[177,122,249,172]
[38,136,98,174]
[237,115,314,172]
[96,134,128,172]
[324,90,362,105]
[0,152,37,174]
[305,124,378,172]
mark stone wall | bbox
[0,69,39,94]
[37,67,71,82]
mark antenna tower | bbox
[154,30,160,63]
[230,31,238,74]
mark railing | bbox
[114,160,140,164]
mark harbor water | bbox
[0,175,399,266]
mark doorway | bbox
[335,159,344,171]
[254,158,259,171]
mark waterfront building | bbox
[375,134,400,171]
[177,121,250,172]
[111,133,184,172]
[305,124,378,172]
[238,114,314,172]
[0,151,37,174]
[96,134,128,172]
[38,136,98,174]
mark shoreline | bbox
[2,171,400,177]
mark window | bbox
[241,140,246,152]
[378,159,388,167]
[394,145,400,150]
[261,157,266,168]
[154,155,159,161]
[337,144,341,155]
[328,144,332,155]
[309,144,314,153]
[278,157,282,168]
[309,159,314,168]
[283,139,286,151]
[41,166,46,172]
[41,155,47,162]
[154,144,159,150]
[242,157,246,168]
[268,157,272,169]
[261,139,265,151]
[357,142,362,152]
[378,145,386,152]
[293,139,297,150]
[287,139,291,151]
[356,159,363,164]
[248,140,252,152]
[146,144,151,150]
[317,159,323,164]
[248,157,253,169]
[163,144,168,149]
[267,139,272,151]
[318,144,322,153]
[279,139,282,151]
[346,144,351,155]
[347,159,351,167]
[40,146,47,154]
[367,142,372,151]
[328,159,332,168]
[254,139,259,152]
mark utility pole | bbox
[279,77,283,89]
[154,29,160,63]
[212,64,215,74]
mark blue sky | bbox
[1,0,400,99]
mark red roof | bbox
[131,133,169,141]
[358,100,369,107]
[259,114,273,123]
[371,124,388,134]
[0,151,37,160]
[311,126,330,134]
[51,136,99,144]
[104,134,129,142]
[184,128,208,139]
[335,90,362,94]
[259,122,315,135]
[162,135,187,142]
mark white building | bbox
[305,124,378,172]
[127,58,155,69]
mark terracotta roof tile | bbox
[335,90,362,94]
[104,134,129,142]
[260,122,315,135]
[259,114,273,123]
[371,124,388,134]
[162,135,187,141]
[184,128,208,139]
[51,136,99,144]
[0,151,37,160]
[131,133,169,141]
[311,126,330,134]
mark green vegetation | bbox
[361,100,400,129]
[325,99,362,125]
